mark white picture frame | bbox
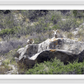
[0,0,84,83]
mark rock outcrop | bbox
[15,36,84,67]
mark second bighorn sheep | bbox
[27,39,34,44]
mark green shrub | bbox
[73,10,78,17]
[52,24,60,30]
[2,59,10,66]
[56,18,81,31]
[25,58,64,74]
[0,28,15,36]
[73,10,84,18]
[46,10,62,24]
[25,58,84,74]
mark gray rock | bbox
[15,37,84,67]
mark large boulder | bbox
[15,37,84,67]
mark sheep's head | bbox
[27,39,34,44]
[52,30,60,38]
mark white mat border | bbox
[0,0,84,80]
[0,0,84,5]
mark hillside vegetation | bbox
[26,58,84,74]
[0,10,84,74]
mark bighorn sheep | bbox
[52,29,63,38]
[27,39,34,44]
[52,30,60,38]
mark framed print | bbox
[0,0,84,82]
